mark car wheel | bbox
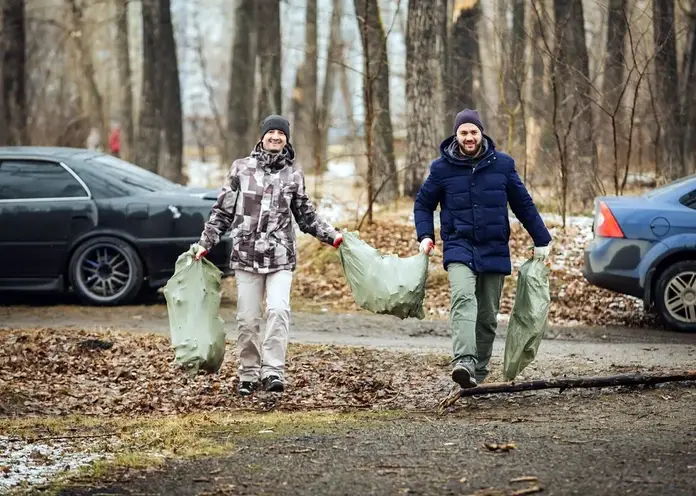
[656,260,696,332]
[68,237,144,305]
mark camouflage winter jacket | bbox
[199,143,338,274]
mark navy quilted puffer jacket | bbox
[414,135,551,275]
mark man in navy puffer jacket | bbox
[414,109,551,388]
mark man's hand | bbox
[419,238,434,256]
[193,244,208,261]
[533,245,550,261]
[333,233,343,249]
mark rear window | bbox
[80,155,182,197]
[679,189,696,209]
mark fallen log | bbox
[438,370,696,413]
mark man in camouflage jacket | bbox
[194,114,342,396]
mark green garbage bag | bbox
[337,231,429,320]
[163,244,226,376]
[502,257,551,381]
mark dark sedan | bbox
[583,175,696,332]
[0,147,232,305]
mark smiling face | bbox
[261,129,287,153]
[456,123,482,157]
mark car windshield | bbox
[643,174,696,199]
[86,155,183,193]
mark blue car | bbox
[583,175,696,332]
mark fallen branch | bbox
[438,371,696,413]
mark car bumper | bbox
[582,237,647,299]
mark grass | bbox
[2,410,403,495]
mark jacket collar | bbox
[251,142,296,171]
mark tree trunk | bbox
[354,0,398,204]
[256,0,282,122]
[2,0,28,145]
[653,0,684,180]
[404,0,445,198]
[66,0,108,152]
[337,43,362,182]
[440,1,452,137]
[293,0,318,171]
[0,48,5,146]
[499,0,526,150]
[448,0,481,126]
[135,0,162,172]
[158,0,183,184]
[554,0,599,205]
[527,0,548,180]
[682,1,696,173]
[339,45,359,143]
[114,0,134,162]
[318,0,343,176]
[603,0,628,112]
[225,0,257,162]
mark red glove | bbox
[194,245,208,260]
[333,234,343,249]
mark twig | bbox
[512,486,543,496]
[510,476,538,484]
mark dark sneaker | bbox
[262,375,284,393]
[237,381,257,397]
[452,359,478,388]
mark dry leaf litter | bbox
[285,214,656,328]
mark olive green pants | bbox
[448,263,505,382]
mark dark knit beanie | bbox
[453,109,484,135]
[260,114,290,142]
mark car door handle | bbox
[72,214,89,220]
[168,205,182,219]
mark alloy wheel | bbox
[663,271,696,323]
[75,244,133,302]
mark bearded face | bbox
[456,123,482,157]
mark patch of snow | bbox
[0,436,111,491]
[314,195,365,226]
[186,160,224,188]
[510,212,595,230]
[325,160,356,179]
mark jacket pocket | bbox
[230,232,253,264]
[269,230,295,266]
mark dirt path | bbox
[3,302,696,377]
[60,384,696,496]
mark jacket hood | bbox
[439,134,496,167]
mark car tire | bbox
[655,260,696,332]
[68,236,144,306]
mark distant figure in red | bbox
[109,125,121,157]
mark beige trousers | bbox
[234,269,293,382]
